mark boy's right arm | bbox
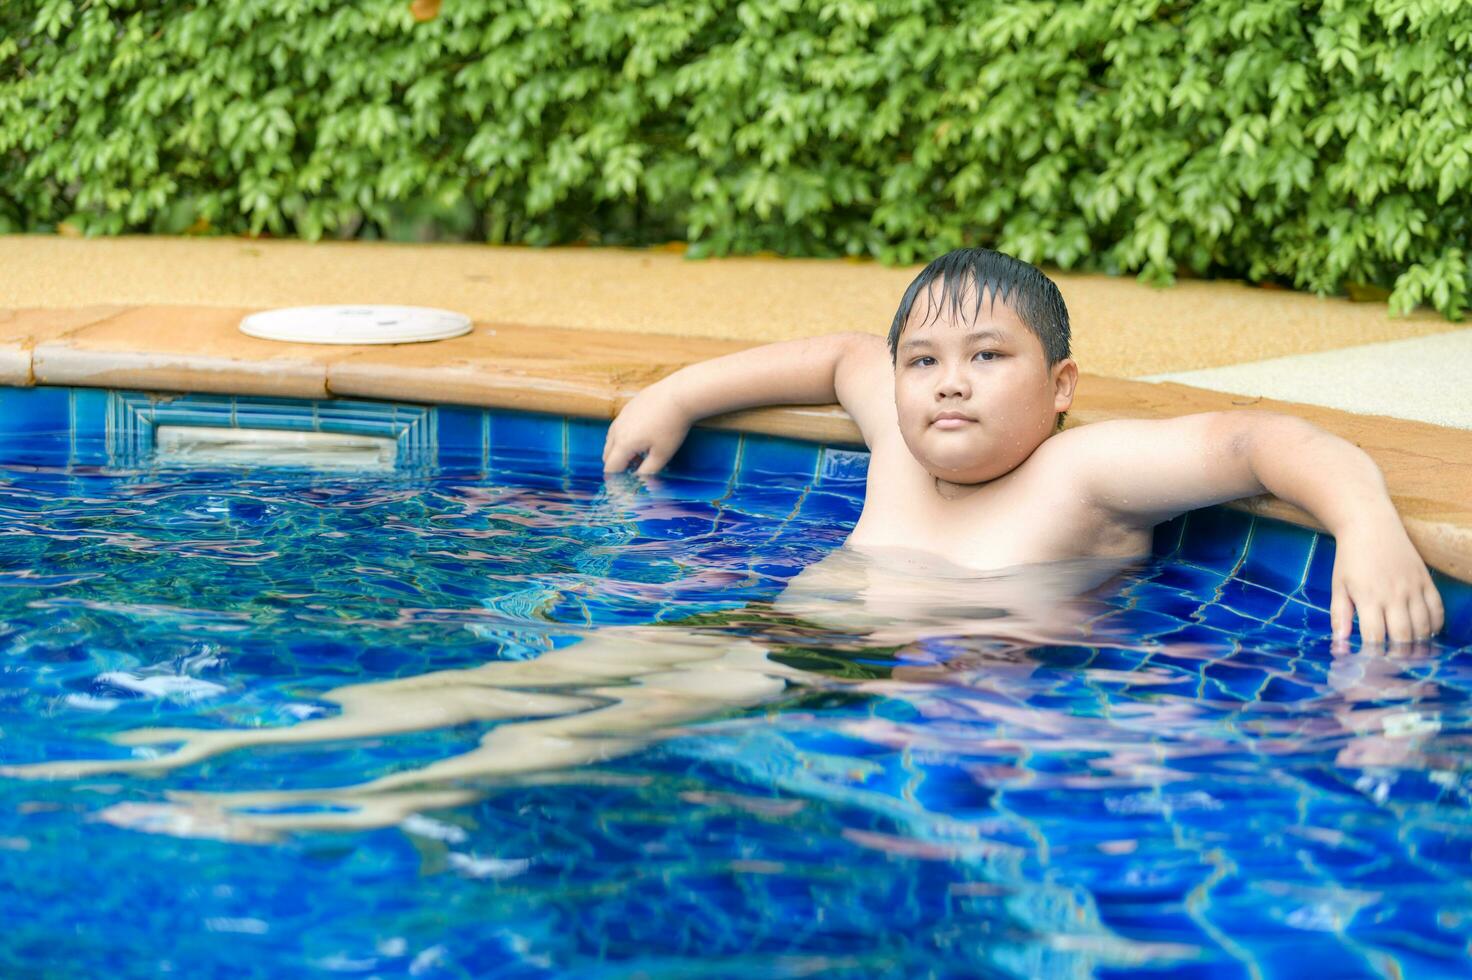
[603,332,891,474]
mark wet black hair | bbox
[887,247,1071,366]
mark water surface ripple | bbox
[0,461,1469,978]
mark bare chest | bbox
[846,440,1147,569]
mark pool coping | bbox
[3,303,1470,581]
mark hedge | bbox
[1,0,1468,318]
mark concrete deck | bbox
[1,235,1461,381]
[1147,329,1472,430]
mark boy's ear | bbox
[1052,358,1079,413]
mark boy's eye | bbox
[975,350,999,362]
[911,356,935,367]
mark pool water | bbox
[2,442,1472,977]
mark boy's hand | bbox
[1331,515,1444,645]
[603,382,692,475]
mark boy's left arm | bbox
[1066,411,1444,644]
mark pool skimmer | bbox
[153,425,397,470]
[239,305,473,345]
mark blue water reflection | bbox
[0,459,1469,978]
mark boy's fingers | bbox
[1409,596,1433,640]
[635,444,674,475]
[602,441,639,473]
[1384,602,1413,645]
[1425,585,1445,634]
[1330,582,1353,639]
[1357,603,1386,647]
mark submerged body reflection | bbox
[3,546,1141,840]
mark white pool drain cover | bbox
[239,305,473,345]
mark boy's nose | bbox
[935,371,970,399]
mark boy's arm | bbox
[1066,411,1444,644]
[603,332,886,474]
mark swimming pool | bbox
[2,387,1471,977]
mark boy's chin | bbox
[904,432,1019,485]
[925,456,1013,486]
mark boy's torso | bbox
[847,431,1152,568]
[771,430,1150,642]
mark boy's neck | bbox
[934,475,986,501]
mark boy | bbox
[604,247,1444,646]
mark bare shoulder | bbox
[1015,418,1187,504]
[833,332,900,450]
[1039,413,1250,465]
[1030,413,1264,524]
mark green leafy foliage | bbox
[1,0,1467,317]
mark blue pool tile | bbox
[1333,935,1460,980]
[147,403,238,429]
[1177,508,1253,572]
[1154,619,1232,650]
[1404,825,1472,876]
[435,405,487,466]
[223,409,319,433]
[796,489,864,525]
[1217,579,1291,622]
[1091,607,1185,640]
[1149,562,1229,596]
[70,438,109,466]
[1119,580,1190,609]
[1194,602,1272,634]
[1298,534,1337,609]
[729,486,807,520]
[668,428,742,482]
[1085,647,1153,673]
[489,411,566,467]
[1202,661,1270,701]
[1254,673,1319,702]
[1230,934,1380,980]
[1435,571,1472,645]
[633,473,732,504]
[232,398,330,431]
[0,386,70,434]
[231,393,317,412]
[735,434,822,485]
[1099,962,1247,980]
[68,388,110,440]
[908,763,996,817]
[1239,517,1316,595]
[565,417,608,471]
[313,399,419,435]
[1141,650,1207,676]
[634,512,722,541]
[0,433,70,466]
[1151,515,1188,558]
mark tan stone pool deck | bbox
[2,235,1469,580]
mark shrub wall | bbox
[2,0,1468,317]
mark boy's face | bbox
[892,290,1077,486]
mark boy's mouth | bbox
[931,412,976,429]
